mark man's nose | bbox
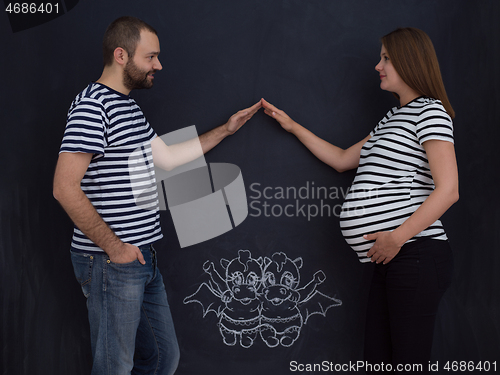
[154,58,163,71]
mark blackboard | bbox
[1,1,499,374]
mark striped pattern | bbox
[60,82,162,252]
[340,97,454,262]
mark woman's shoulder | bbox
[417,96,447,111]
[411,97,451,122]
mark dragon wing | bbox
[298,291,342,324]
[183,282,226,318]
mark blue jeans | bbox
[71,245,180,375]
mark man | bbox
[53,16,260,375]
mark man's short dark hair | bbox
[102,16,157,67]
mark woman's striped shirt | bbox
[59,82,163,253]
[339,97,454,263]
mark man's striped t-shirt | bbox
[340,97,454,263]
[59,82,163,253]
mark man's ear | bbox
[113,47,128,66]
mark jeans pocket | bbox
[70,251,94,298]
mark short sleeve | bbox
[145,120,157,143]
[369,123,379,137]
[59,98,106,155]
[370,108,394,137]
[415,103,454,145]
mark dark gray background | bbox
[1,0,499,374]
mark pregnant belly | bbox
[339,187,415,261]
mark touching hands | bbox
[223,98,298,135]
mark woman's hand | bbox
[261,98,297,132]
[364,140,459,265]
[364,231,404,264]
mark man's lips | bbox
[380,75,386,79]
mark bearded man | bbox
[53,16,260,375]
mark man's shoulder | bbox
[69,82,129,114]
[69,83,101,111]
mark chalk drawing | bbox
[184,249,342,348]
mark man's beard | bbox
[123,58,155,91]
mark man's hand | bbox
[54,152,145,262]
[224,100,262,135]
[199,100,262,154]
[108,242,146,265]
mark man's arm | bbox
[151,101,261,171]
[53,152,145,264]
[199,101,262,153]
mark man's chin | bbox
[131,81,154,90]
[142,77,155,89]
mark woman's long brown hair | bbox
[382,27,455,119]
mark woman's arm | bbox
[365,140,459,264]
[262,99,369,173]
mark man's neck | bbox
[96,68,131,95]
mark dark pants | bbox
[364,238,453,374]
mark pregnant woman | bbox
[262,27,458,374]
